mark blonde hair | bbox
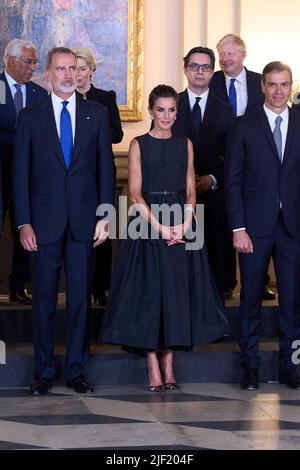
[70,46,96,72]
[216,34,246,54]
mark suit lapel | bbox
[282,107,296,165]
[0,72,16,118]
[39,96,66,169]
[245,69,254,112]
[202,92,215,127]
[257,107,281,163]
[70,95,92,168]
[219,72,229,102]
[25,81,40,106]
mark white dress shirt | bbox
[263,104,288,158]
[187,88,217,189]
[225,67,248,117]
[187,87,209,119]
[51,91,76,143]
[5,70,26,107]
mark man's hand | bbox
[20,225,38,251]
[233,230,254,254]
[195,175,213,194]
[93,220,109,247]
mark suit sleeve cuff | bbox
[209,174,218,191]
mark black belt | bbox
[143,190,185,195]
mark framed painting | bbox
[0,0,143,121]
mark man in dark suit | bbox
[210,33,275,300]
[172,46,233,297]
[225,61,300,390]
[0,39,48,304]
[13,47,115,394]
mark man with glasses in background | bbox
[210,34,275,301]
[172,46,233,304]
[0,39,47,304]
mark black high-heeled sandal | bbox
[164,382,178,391]
[149,384,164,393]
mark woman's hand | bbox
[160,224,183,245]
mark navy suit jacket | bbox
[85,84,123,144]
[0,71,48,152]
[210,68,264,113]
[13,94,115,244]
[172,89,233,186]
[0,150,2,234]
[225,106,300,238]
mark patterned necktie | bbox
[192,96,202,143]
[13,83,23,115]
[273,115,282,161]
[228,78,237,116]
[60,101,73,169]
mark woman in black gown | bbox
[71,46,123,305]
[101,85,228,392]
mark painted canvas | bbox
[0,0,143,120]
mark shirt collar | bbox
[225,66,246,85]
[51,91,76,108]
[4,70,25,89]
[263,103,289,122]
[187,87,209,107]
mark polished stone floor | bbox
[0,382,300,450]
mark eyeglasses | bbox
[13,56,39,67]
[186,63,213,72]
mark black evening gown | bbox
[100,134,228,351]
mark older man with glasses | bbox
[0,39,48,304]
[172,46,233,311]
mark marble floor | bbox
[0,382,300,450]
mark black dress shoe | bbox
[262,285,276,301]
[279,368,300,389]
[29,377,53,395]
[92,289,108,306]
[241,368,259,390]
[66,375,94,393]
[9,289,32,305]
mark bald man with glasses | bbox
[0,39,47,304]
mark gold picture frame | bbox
[120,0,144,121]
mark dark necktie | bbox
[13,83,23,115]
[60,101,73,169]
[273,115,282,161]
[192,96,202,142]
[228,78,237,116]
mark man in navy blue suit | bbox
[225,61,300,390]
[172,46,233,298]
[13,47,115,394]
[0,39,48,304]
[210,34,275,301]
